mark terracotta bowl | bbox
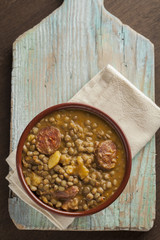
[16,102,132,217]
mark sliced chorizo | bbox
[95,140,117,170]
[36,126,61,155]
[54,186,79,200]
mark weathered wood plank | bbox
[10,0,155,230]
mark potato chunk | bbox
[77,156,89,179]
[48,151,61,169]
[31,172,43,186]
[26,172,42,187]
[65,165,75,174]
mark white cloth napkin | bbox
[6,64,160,229]
[70,65,160,157]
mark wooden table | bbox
[0,1,158,239]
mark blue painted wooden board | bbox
[9,0,155,230]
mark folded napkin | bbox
[6,65,160,229]
[70,65,160,157]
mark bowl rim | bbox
[16,102,132,217]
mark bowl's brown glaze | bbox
[16,103,132,217]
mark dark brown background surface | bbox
[0,0,159,239]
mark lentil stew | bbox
[21,108,127,213]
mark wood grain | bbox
[0,0,160,239]
[8,0,156,231]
